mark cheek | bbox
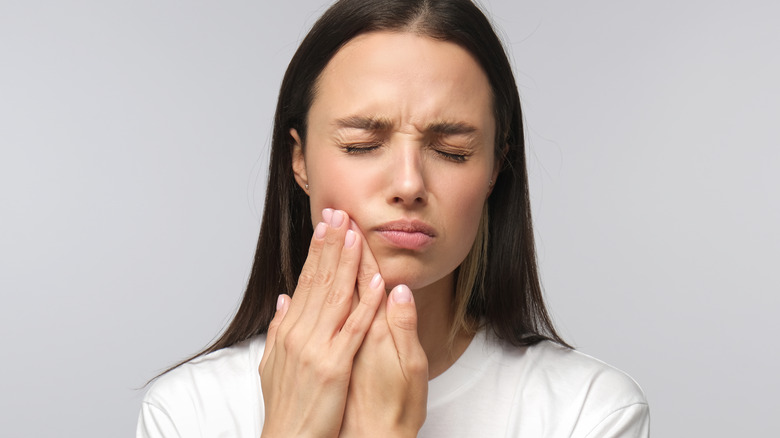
[305,156,376,223]
[440,166,490,218]
[436,170,491,257]
[448,186,487,247]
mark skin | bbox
[260,31,499,437]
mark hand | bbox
[339,226,429,438]
[258,209,385,438]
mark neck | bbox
[412,273,474,380]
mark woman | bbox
[138,0,649,436]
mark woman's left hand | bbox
[339,225,429,438]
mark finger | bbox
[333,270,385,357]
[314,227,362,335]
[351,220,381,300]
[300,209,350,321]
[259,294,290,374]
[282,220,327,326]
[386,285,428,379]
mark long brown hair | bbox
[160,0,568,378]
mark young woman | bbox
[138,0,649,436]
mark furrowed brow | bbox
[426,121,478,136]
[334,116,393,132]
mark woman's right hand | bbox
[258,209,385,438]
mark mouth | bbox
[374,220,436,250]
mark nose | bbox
[387,144,427,207]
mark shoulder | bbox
[424,332,649,437]
[503,339,649,436]
[144,335,264,406]
[137,336,267,438]
[522,341,647,404]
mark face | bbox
[292,31,498,290]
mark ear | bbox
[290,128,309,194]
[488,144,507,196]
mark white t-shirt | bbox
[137,331,649,437]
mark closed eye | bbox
[433,146,470,162]
[340,142,382,155]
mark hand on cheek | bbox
[258,209,385,438]
[340,225,429,438]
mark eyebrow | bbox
[334,116,393,131]
[334,116,478,136]
[426,121,478,136]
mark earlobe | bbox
[488,169,499,195]
[290,128,309,194]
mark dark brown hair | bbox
[161,0,567,378]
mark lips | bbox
[374,220,436,250]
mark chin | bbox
[376,263,423,290]
[379,273,425,291]
[376,261,453,293]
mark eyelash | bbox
[340,143,470,163]
[341,143,382,155]
[436,149,469,162]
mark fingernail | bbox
[393,285,412,303]
[276,295,285,310]
[330,210,344,227]
[344,230,356,248]
[314,222,327,239]
[322,208,333,223]
[370,272,382,289]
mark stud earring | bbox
[305,184,309,190]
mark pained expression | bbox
[292,31,498,290]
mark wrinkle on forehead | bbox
[309,31,495,149]
[334,115,478,135]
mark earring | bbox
[488,179,493,187]
[305,184,309,190]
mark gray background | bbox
[1,0,778,436]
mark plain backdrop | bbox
[1,0,778,436]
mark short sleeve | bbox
[136,401,183,438]
[584,403,650,438]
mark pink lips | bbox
[374,220,436,250]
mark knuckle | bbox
[407,355,428,376]
[313,357,348,384]
[324,286,348,308]
[312,269,334,287]
[299,346,317,367]
[323,229,340,245]
[297,268,314,288]
[356,270,375,286]
[359,253,374,266]
[391,312,417,331]
[340,315,363,336]
[308,237,324,255]
[313,362,332,383]
[359,287,382,308]
[282,327,302,351]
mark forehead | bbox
[308,31,494,136]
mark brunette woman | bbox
[138,1,649,436]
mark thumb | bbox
[387,285,427,377]
[387,285,417,333]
